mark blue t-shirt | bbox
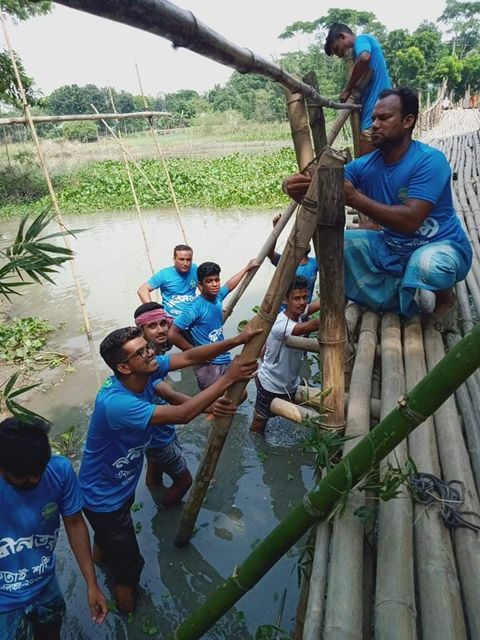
[79,356,170,512]
[345,141,470,254]
[174,285,231,366]
[148,366,176,449]
[354,34,392,130]
[272,252,318,303]
[0,456,83,612]
[147,265,198,317]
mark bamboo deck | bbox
[301,109,480,640]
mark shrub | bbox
[63,121,98,142]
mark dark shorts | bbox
[193,363,229,390]
[254,377,297,420]
[84,494,144,586]
[0,576,65,640]
[146,435,187,478]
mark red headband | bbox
[135,309,173,328]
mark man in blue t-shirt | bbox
[283,87,472,319]
[79,325,258,613]
[268,214,318,305]
[0,418,107,640]
[325,23,392,158]
[137,244,198,318]
[169,258,259,390]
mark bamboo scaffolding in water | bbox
[0,111,170,126]
[404,317,466,639]
[55,0,359,112]
[108,88,155,276]
[0,12,101,384]
[175,149,344,548]
[172,319,480,640]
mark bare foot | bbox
[434,288,456,316]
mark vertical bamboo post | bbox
[2,126,11,166]
[0,11,101,383]
[313,165,345,430]
[303,71,327,152]
[175,149,343,548]
[108,88,155,276]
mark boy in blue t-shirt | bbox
[137,244,198,318]
[268,214,318,304]
[324,22,392,157]
[79,325,258,613]
[170,258,259,390]
[0,418,107,639]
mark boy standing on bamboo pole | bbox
[137,244,198,318]
[324,23,391,158]
[251,276,320,434]
[284,87,472,319]
[79,326,259,613]
[169,259,259,390]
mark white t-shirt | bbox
[258,311,307,394]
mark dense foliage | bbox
[0,148,297,215]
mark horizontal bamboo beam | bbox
[272,395,381,421]
[54,0,359,111]
[286,336,319,352]
[0,111,171,126]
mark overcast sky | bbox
[4,0,448,98]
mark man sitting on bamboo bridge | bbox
[79,326,258,613]
[284,87,473,319]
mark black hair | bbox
[99,326,142,373]
[0,417,51,477]
[377,87,419,128]
[134,301,164,319]
[324,23,354,56]
[286,275,309,296]
[173,244,193,256]
[198,261,221,283]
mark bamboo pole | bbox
[302,71,327,153]
[271,392,381,421]
[323,312,378,640]
[90,104,188,244]
[404,317,466,639]
[286,336,319,353]
[224,83,315,323]
[0,12,101,384]
[0,111,170,126]
[135,64,188,245]
[108,89,155,276]
[375,314,416,640]
[345,50,361,158]
[55,0,359,112]
[172,319,480,640]
[424,322,480,639]
[175,149,344,548]
[313,164,345,431]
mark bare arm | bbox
[345,180,434,234]
[62,512,108,624]
[150,357,257,424]
[307,299,320,315]
[169,324,195,351]
[267,214,281,263]
[340,52,371,102]
[168,326,262,371]
[224,258,260,292]
[154,381,191,405]
[292,318,320,337]
[137,282,155,303]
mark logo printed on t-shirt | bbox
[208,327,224,343]
[417,216,440,238]
[397,187,409,204]
[41,502,58,522]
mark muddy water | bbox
[5,208,316,639]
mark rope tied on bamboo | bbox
[396,396,426,423]
[317,337,346,346]
[410,473,480,533]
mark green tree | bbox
[394,46,427,89]
[411,22,446,76]
[46,84,108,115]
[279,9,386,43]
[0,1,52,106]
[461,52,480,92]
[438,0,480,58]
[433,55,464,94]
[63,121,98,142]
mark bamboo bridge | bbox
[7,1,480,637]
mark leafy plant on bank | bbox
[50,424,83,458]
[0,316,69,369]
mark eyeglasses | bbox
[119,341,155,365]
